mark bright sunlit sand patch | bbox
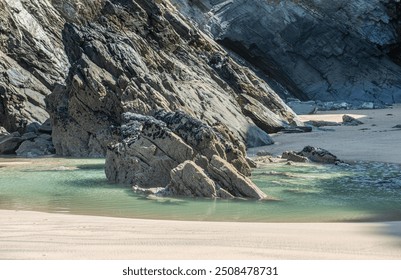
[299,113,367,122]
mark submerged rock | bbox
[105,111,267,199]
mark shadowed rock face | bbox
[105,111,268,199]
[46,0,300,156]
[385,0,401,65]
[171,0,401,104]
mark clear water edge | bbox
[0,157,400,223]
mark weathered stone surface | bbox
[0,127,8,135]
[287,100,318,115]
[172,0,401,104]
[280,127,312,134]
[16,137,55,157]
[239,94,288,133]
[0,52,51,133]
[167,160,217,198]
[342,115,364,126]
[304,120,342,127]
[106,111,268,199]
[0,0,70,132]
[298,146,340,164]
[46,0,300,157]
[0,132,23,154]
[207,155,266,199]
[282,151,309,163]
[21,132,37,141]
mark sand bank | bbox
[0,210,400,260]
[249,105,401,164]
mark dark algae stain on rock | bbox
[42,0,300,157]
[105,111,269,199]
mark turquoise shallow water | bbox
[0,157,400,222]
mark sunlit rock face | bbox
[0,0,68,132]
[1,0,301,156]
[171,0,401,104]
[105,111,268,199]
[46,0,301,156]
[0,0,102,132]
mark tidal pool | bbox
[0,157,400,222]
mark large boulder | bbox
[298,146,340,164]
[106,111,268,199]
[342,115,364,126]
[0,132,23,154]
[15,136,55,157]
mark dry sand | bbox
[249,104,401,164]
[0,210,400,260]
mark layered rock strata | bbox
[0,0,69,133]
[46,0,300,157]
[172,0,401,104]
[105,111,268,199]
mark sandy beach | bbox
[0,210,400,260]
[1,106,401,260]
[249,104,401,164]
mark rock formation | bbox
[281,151,310,163]
[342,115,364,126]
[0,120,54,156]
[280,146,341,164]
[385,0,401,65]
[171,0,401,105]
[105,111,268,199]
[298,146,340,164]
[0,0,69,133]
[45,0,301,157]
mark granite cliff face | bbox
[171,0,401,104]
